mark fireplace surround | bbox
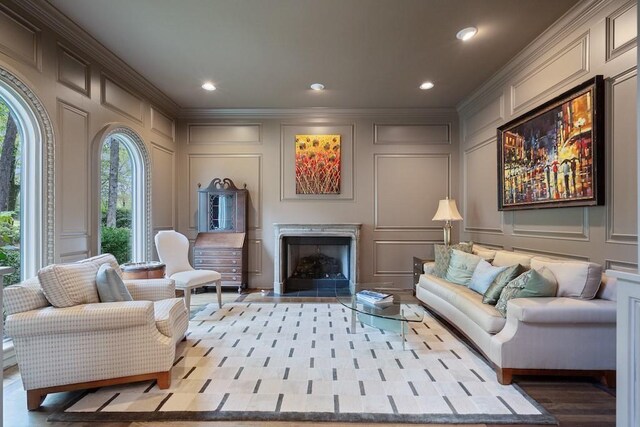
[273,223,361,295]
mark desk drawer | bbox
[195,257,241,267]
[195,249,241,258]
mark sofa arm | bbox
[124,279,175,301]
[423,262,436,275]
[507,297,616,324]
[5,301,154,338]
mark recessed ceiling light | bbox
[419,81,434,90]
[202,82,216,91]
[310,83,325,91]
[456,26,477,41]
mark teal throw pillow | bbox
[444,249,482,286]
[432,242,473,278]
[468,260,507,294]
[482,264,523,305]
[495,268,557,317]
[96,264,133,302]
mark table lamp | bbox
[432,197,463,247]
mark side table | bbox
[121,261,166,280]
[413,257,432,291]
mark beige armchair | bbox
[3,254,188,410]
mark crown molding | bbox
[179,107,458,120]
[16,0,181,117]
[456,0,613,115]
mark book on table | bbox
[356,290,393,306]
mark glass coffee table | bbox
[336,283,424,350]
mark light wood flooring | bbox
[3,289,616,426]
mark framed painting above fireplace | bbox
[497,75,604,211]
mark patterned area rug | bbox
[50,302,556,424]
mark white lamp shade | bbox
[432,199,463,221]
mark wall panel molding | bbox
[151,107,175,141]
[606,67,637,245]
[151,143,175,229]
[100,74,144,124]
[373,123,451,145]
[248,239,263,275]
[511,246,590,261]
[0,4,41,70]
[373,240,438,276]
[605,259,638,272]
[512,208,590,241]
[510,31,590,115]
[187,153,262,231]
[462,94,504,143]
[605,0,637,62]
[463,137,503,234]
[187,123,262,145]
[57,99,89,236]
[374,153,450,231]
[56,43,90,97]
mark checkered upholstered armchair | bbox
[3,254,188,410]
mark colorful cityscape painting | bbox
[295,134,341,194]
[497,76,604,210]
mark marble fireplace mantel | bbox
[273,223,362,295]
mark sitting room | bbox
[0,0,637,426]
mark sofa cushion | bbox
[96,264,133,302]
[38,263,100,308]
[492,251,533,268]
[472,245,497,262]
[3,277,50,315]
[530,257,602,299]
[597,274,616,301]
[432,242,473,278]
[78,253,123,277]
[469,260,507,295]
[482,264,523,305]
[445,249,482,286]
[495,268,557,317]
[154,298,188,340]
[419,275,506,334]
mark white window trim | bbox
[94,126,152,261]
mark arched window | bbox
[0,67,54,285]
[95,126,151,262]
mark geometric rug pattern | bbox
[51,302,556,424]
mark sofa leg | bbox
[497,368,513,385]
[601,370,616,388]
[27,390,46,411]
[157,371,171,389]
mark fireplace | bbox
[273,223,362,295]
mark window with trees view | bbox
[0,98,21,287]
[100,136,133,264]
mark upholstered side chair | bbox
[155,230,222,312]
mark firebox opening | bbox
[284,236,351,293]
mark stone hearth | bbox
[273,223,361,295]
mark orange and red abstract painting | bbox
[295,134,341,194]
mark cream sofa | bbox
[415,248,616,385]
[3,254,189,410]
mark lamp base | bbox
[443,221,452,248]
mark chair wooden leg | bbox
[183,288,191,314]
[157,371,171,389]
[216,280,222,308]
[27,390,46,411]
[497,368,513,385]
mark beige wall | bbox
[176,112,459,289]
[0,1,178,264]
[458,0,638,271]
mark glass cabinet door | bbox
[208,194,236,231]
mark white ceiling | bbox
[48,0,580,109]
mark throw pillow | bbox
[492,251,533,268]
[495,268,558,317]
[530,257,602,299]
[472,244,497,262]
[432,241,474,278]
[38,263,100,308]
[468,260,507,294]
[78,253,123,277]
[444,249,482,286]
[96,264,133,302]
[482,264,523,305]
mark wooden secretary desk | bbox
[193,178,248,292]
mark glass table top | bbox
[335,283,424,323]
